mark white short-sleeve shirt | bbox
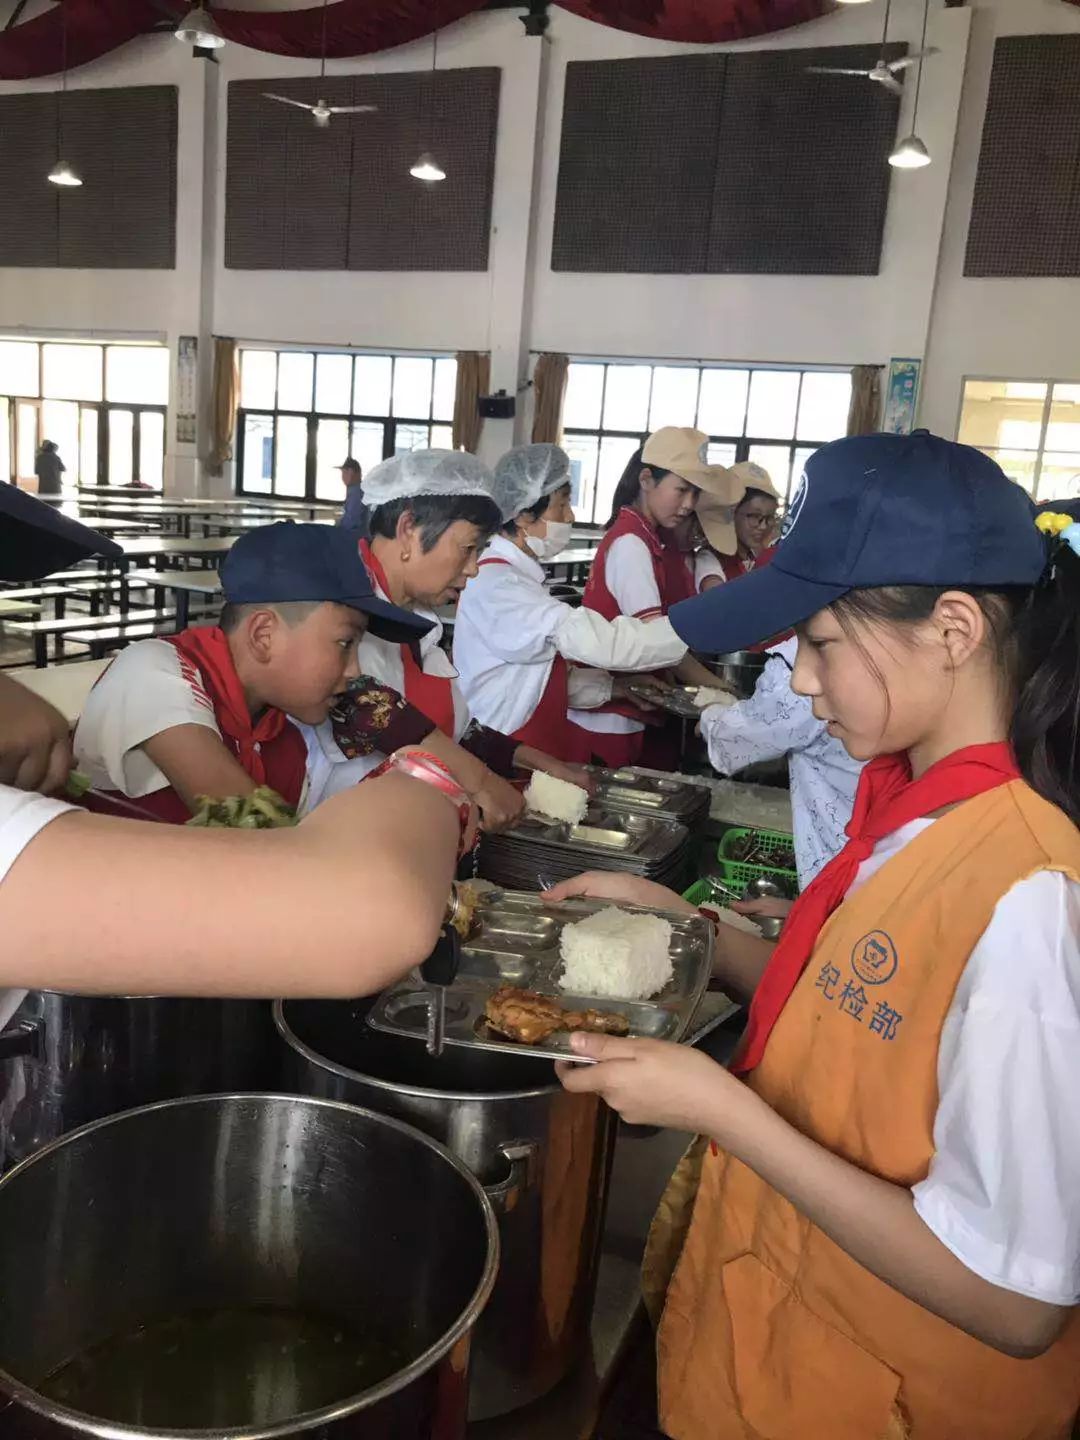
[853,819,1080,1305]
[73,639,221,798]
[0,784,77,1027]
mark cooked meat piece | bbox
[484,986,630,1046]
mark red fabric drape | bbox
[0,0,840,79]
[0,0,489,79]
[555,0,832,44]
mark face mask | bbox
[525,519,573,562]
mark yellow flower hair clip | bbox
[1036,512,1073,536]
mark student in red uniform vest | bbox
[453,444,689,760]
[553,433,1080,1440]
[574,427,739,767]
[345,447,592,803]
[0,493,473,1003]
[73,522,430,823]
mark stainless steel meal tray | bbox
[624,682,706,720]
[591,767,711,825]
[367,890,714,1064]
[499,806,689,863]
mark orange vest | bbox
[658,781,1080,1440]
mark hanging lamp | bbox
[175,4,225,50]
[890,0,932,169]
[410,31,446,183]
[48,4,81,187]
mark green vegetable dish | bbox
[186,787,297,829]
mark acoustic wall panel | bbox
[0,86,177,269]
[965,34,1080,278]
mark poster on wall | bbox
[882,358,921,435]
[176,336,197,445]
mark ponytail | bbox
[604,447,669,529]
[1011,544,1080,825]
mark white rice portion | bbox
[707,906,763,936]
[525,770,589,824]
[558,906,674,1000]
[694,686,737,709]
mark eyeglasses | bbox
[741,512,775,528]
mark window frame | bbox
[957,374,1080,501]
[560,359,852,525]
[0,338,169,489]
[235,347,457,503]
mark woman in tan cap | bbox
[570,427,734,767]
[695,461,781,591]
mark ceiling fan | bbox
[806,0,938,97]
[262,0,377,128]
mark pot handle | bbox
[483,1140,538,1216]
[0,1018,42,1063]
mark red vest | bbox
[361,538,456,736]
[583,507,671,622]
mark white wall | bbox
[0,0,1074,491]
[920,0,1080,438]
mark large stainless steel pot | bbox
[0,1093,498,1439]
[707,649,769,698]
[275,999,615,1421]
[0,991,279,1172]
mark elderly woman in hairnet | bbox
[453,444,689,762]
[303,448,587,822]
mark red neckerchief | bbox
[166,626,294,791]
[732,741,1022,1075]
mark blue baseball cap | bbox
[0,484,123,580]
[221,522,431,644]
[670,431,1047,655]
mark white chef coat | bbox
[699,637,862,886]
[852,818,1080,1306]
[454,535,687,737]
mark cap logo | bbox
[781,472,809,540]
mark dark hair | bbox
[604,448,672,529]
[830,548,1080,823]
[219,599,323,634]
[500,482,571,537]
[341,458,361,474]
[368,492,501,553]
[736,487,778,512]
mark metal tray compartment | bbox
[624,682,708,720]
[591,767,711,826]
[368,891,714,1064]
[496,807,687,864]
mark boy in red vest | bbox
[73,522,429,822]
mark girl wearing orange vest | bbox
[553,432,1080,1439]
[573,427,738,767]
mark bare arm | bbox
[143,724,256,813]
[560,1038,1069,1359]
[675,653,723,689]
[0,771,458,998]
[0,673,71,794]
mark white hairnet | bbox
[493,444,572,521]
[361,449,496,509]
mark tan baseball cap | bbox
[641,427,741,501]
[696,462,780,554]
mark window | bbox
[236,348,457,502]
[561,360,852,524]
[958,379,1080,501]
[0,338,168,489]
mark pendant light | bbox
[410,31,446,183]
[890,0,932,169]
[48,3,81,188]
[175,4,225,50]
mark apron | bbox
[655,781,1080,1440]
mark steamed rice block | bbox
[525,770,589,824]
[559,906,674,1000]
[694,686,737,709]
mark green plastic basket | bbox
[716,825,798,895]
[683,877,722,908]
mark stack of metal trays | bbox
[591,767,711,828]
[368,889,714,1064]
[477,805,692,891]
